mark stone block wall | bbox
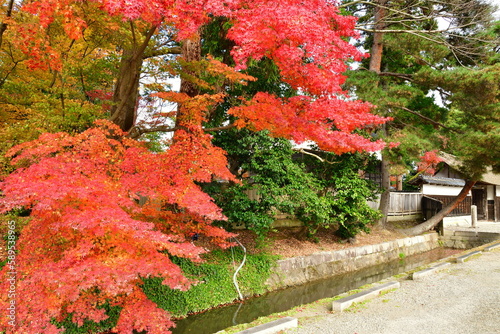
[266,232,439,289]
[440,230,500,249]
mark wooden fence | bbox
[424,195,472,216]
[387,192,422,216]
[245,189,475,219]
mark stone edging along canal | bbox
[266,232,439,289]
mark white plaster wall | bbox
[487,185,495,200]
[497,186,500,197]
[421,184,472,196]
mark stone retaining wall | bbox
[440,230,500,249]
[267,232,439,289]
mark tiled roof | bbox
[412,175,466,186]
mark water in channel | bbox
[171,247,458,334]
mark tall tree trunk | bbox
[401,180,477,236]
[370,0,389,227]
[369,0,387,73]
[108,26,156,132]
[174,32,202,139]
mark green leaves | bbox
[414,64,500,177]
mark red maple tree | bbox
[1,1,390,333]
[0,120,235,333]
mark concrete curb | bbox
[411,262,451,280]
[484,243,500,252]
[332,281,400,312]
[455,250,482,263]
[233,317,298,334]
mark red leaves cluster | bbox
[226,0,363,94]
[229,93,388,154]
[0,120,235,333]
[417,150,444,175]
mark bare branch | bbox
[128,123,237,139]
[292,148,338,164]
[130,21,137,47]
[358,27,459,34]
[378,72,413,81]
[203,124,237,132]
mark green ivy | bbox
[142,249,277,317]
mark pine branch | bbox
[397,106,462,133]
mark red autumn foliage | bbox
[16,0,389,153]
[229,93,387,154]
[417,150,444,175]
[0,121,235,333]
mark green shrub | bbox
[54,303,121,334]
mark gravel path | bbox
[285,249,500,334]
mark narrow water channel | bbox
[171,247,459,334]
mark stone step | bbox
[332,281,400,312]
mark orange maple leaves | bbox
[417,150,444,175]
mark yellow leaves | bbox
[173,54,257,93]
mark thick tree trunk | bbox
[401,180,477,236]
[109,26,156,132]
[370,0,389,227]
[109,48,143,132]
[369,0,387,73]
[178,35,201,99]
